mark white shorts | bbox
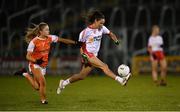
[29,63,46,76]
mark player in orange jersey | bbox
[14,22,81,104]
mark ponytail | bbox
[25,22,48,43]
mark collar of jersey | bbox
[88,25,98,29]
[36,36,47,40]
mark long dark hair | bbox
[86,10,105,25]
[25,22,48,43]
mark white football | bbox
[118,64,130,77]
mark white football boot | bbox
[121,73,131,86]
[57,80,65,94]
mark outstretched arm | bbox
[58,37,76,45]
[58,37,83,47]
[50,35,82,47]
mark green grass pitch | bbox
[0,74,180,111]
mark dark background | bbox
[0,0,180,74]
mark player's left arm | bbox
[108,32,120,45]
[58,38,83,47]
[50,35,82,47]
[58,37,76,44]
[102,26,120,45]
[160,36,164,48]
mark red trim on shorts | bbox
[152,51,165,60]
[80,43,94,66]
[81,43,95,58]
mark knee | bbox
[161,66,167,72]
[152,68,157,72]
[152,66,157,71]
[101,64,109,71]
[32,84,39,91]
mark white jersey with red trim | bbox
[148,35,164,52]
[79,26,110,56]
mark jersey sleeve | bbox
[148,37,152,47]
[27,41,35,52]
[78,30,86,42]
[50,35,59,43]
[102,26,110,34]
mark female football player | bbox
[14,22,80,104]
[148,25,167,86]
[57,10,131,94]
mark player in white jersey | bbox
[57,10,131,94]
[147,25,167,86]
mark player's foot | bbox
[121,73,131,86]
[14,68,27,76]
[154,80,160,86]
[41,100,48,104]
[160,83,167,86]
[159,80,167,86]
[57,80,65,94]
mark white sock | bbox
[115,76,124,84]
[63,79,70,87]
[22,73,28,77]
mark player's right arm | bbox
[26,41,44,65]
[147,37,156,60]
[26,52,36,63]
[147,37,152,54]
[26,41,36,63]
[147,46,152,54]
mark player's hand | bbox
[75,41,83,47]
[35,58,44,65]
[115,40,120,45]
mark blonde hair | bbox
[151,25,160,33]
[25,22,48,43]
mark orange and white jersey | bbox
[148,35,164,52]
[79,25,110,56]
[27,35,58,67]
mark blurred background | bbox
[0,0,180,75]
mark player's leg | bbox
[159,58,167,86]
[24,73,39,90]
[88,56,131,85]
[89,56,116,79]
[69,65,93,83]
[31,66,47,104]
[14,68,39,90]
[57,65,93,94]
[151,60,158,85]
